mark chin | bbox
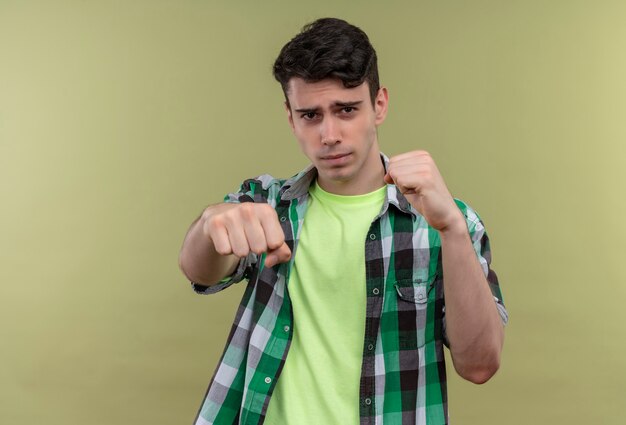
[323,169,355,184]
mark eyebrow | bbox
[294,100,363,113]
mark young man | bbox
[179,18,507,425]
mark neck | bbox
[317,150,386,196]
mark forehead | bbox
[286,78,369,108]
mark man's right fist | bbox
[202,203,291,268]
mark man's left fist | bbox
[384,150,465,233]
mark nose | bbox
[320,116,340,145]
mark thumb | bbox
[383,172,394,184]
[264,243,291,268]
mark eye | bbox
[338,106,358,117]
[301,112,318,120]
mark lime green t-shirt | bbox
[264,181,386,424]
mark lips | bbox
[319,152,352,167]
[321,153,351,160]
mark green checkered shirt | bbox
[192,154,508,425]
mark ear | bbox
[374,87,389,126]
[285,101,295,132]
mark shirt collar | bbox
[279,152,417,217]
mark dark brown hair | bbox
[273,18,380,106]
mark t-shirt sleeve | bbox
[189,175,279,295]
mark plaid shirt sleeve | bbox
[191,175,283,295]
[451,199,508,325]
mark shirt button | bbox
[369,233,376,240]
[280,216,287,222]
[417,294,424,300]
[367,344,374,351]
[283,325,290,333]
[364,398,372,405]
[264,377,272,384]
[372,288,380,295]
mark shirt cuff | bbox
[190,254,253,295]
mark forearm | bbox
[440,221,504,384]
[178,206,239,286]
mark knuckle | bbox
[260,203,277,218]
[232,246,249,258]
[204,218,224,239]
[268,234,285,250]
[420,170,432,180]
[205,214,223,229]
[238,202,255,218]
[215,245,231,256]
[250,241,268,255]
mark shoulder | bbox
[225,174,288,206]
[238,174,288,193]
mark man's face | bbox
[285,77,388,195]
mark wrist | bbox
[438,214,467,238]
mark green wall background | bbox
[2,1,625,424]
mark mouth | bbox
[320,153,351,160]
[319,152,352,167]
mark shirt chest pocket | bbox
[394,274,437,306]
[393,274,441,348]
